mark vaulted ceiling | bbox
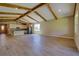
[0,3,76,23]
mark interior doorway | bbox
[0,24,8,34]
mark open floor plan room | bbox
[0,3,79,56]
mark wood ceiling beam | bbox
[19,20,27,23]
[18,21,24,24]
[15,3,46,21]
[21,18,30,23]
[0,11,23,15]
[0,16,18,18]
[47,4,58,20]
[0,19,15,22]
[0,18,15,19]
[73,3,77,17]
[0,18,15,20]
[17,20,27,25]
[34,11,47,21]
[26,15,39,22]
[0,3,31,10]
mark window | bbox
[34,24,40,31]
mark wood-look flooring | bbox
[0,34,79,56]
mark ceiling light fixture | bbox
[58,9,62,12]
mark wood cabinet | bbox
[0,24,8,34]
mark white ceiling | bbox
[18,18,28,23]
[20,3,75,23]
[28,12,44,22]
[13,3,39,8]
[50,3,75,18]
[35,5,55,21]
[0,3,75,23]
[20,18,29,22]
[0,6,27,13]
[22,16,37,23]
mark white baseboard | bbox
[43,35,74,39]
[32,34,74,39]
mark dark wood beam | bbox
[47,4,58,19]
[17,20,27,24]
[15,3,46,21]
[19,20,27,23]
[26,15,39,22]
[0,19,14,20]
[73,3,77,17]
[34,11,47,21]
[0,16,18,18]
[21,18,29,22]
[0,11,23,15]
[0,3,31,10]
[0,18,15,19]
[0,19,15,22]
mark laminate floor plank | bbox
[0,34,78,56]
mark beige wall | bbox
[74,4,79,50]
[33,16,74,38]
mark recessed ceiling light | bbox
[58,9,62,12]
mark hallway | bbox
[0,34,78,56]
